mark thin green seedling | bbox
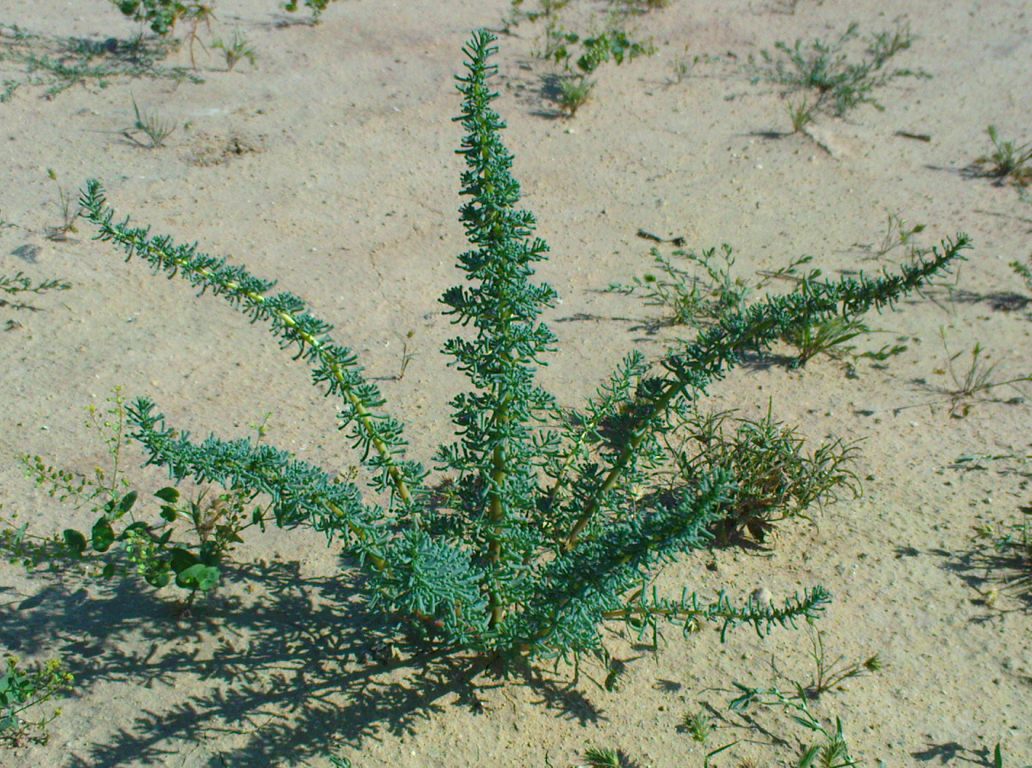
[0,655,74,747]
[212,29,256,71]
[44,168,80,242]
[975,126,1032,188]
[69,30,968,667]
[783,315,907,369]
[880,212,925,258]
[787,97,815,133]
[750,21,927,118]
[991,741,1032,768]
[669,45,699,84]
[935,330,1030,417]
[128,93,176,148]
[804,627,881,697]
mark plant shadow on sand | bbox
[2,557,601,766]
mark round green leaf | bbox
[154,487,179,504]
[91,519,115,552]
[62,529,87,557]
[175,564,220,592]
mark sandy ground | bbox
[0,1,1029,766]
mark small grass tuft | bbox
[975,126,1032,188]
[128,94,176,148]
[212,29,256,72]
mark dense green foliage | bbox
[77,30,968,661]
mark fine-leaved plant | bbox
[71,30,968,664]
[750,21,927,118]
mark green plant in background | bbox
[72,30,967,664]
[668,406,860,546]
[975,126,1032,188]
[0,655,74,747]
[524,1,657,116]
[283,0,339,20]
[0,23,201,100]
[610,244,908,370]
[111,1,215,38]
[1,390,269,599]
[212,29,256,71]
[751,21,927,119]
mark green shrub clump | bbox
[71,30,967,661]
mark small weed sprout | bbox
[975,126,1032,187]
[787,97,815,133]
[67,30,968,666]
[128,94,176,148]
[682,709,713,743]
[805,627,881,697]
[972,513,1031,607]
[865,211,926,260]
[530,3,656,115]
[558,74,595,115]
[751,21,927,118]
[0,655,74,747]
[212,29,256,71]
[934,331,1030,417]
[44,168,80,241]
[670,45,699,84]
[111,1,214,38]
[284,0,340,21]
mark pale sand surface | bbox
[0,1,1029,766]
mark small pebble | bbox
[750,587,773,607]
